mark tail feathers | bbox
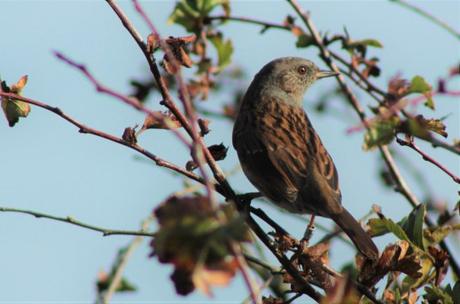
[332,209,379,261]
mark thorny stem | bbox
[396,137,460,184]
[0,206,154,237]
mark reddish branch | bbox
[0,92,204,186]
[104,0,323,301]
[286,0,460,280]
[396,137,460,184]
[205,5,460,280]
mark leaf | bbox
[168,1,200,32]
[424,224,460,244]
[362,117,400,150]
[400,204,426,250]
[122,127,137,145]
[1,75,31,127]
[348,39,383,48]
[96,247,138,294]
[424,285,454,304]
[408,75,435,110]
[409,76,431,94]
[208,33,233,71]
[192,259,238,296]
[368,218,411,243]
[296,34,313,48]
[198,118,210,136]
[141,111,181,131]
[404,115,447,138]
[453,281,460,304]
[401,256,433,292]
[186,143,228,171]
[151,195,250,296]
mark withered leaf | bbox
[122,127,137,145]
[198,118,210,136]
[402,115,447,139]
[192,259,238,296]
[1,75,31,127]
[151,195,249,297]
[186,143,228,171]
[141,111,181,131]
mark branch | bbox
[390,0,460,40]
[0,92,206,188]
[104,2,321,301]
[207,13,460,156]
[0,206,153,237]
[100,217,153,303]
[286,0,460,280]
[396,137,460,184]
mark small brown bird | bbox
[232,57,378,260]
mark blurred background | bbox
[1,0,459,302]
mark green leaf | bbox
[209,33,233,71]
[368,218,411,243]
[400,204,426,250]
[362,117,399,151]
[408,75,435,110]
[401,255,433,292]
[424,285,454,304]
[453,281,460,304]
[296,34,313,48]
[405,115,447,138]
[169,0,230,32]
[1,75,31,127]
[348,38,383,48]
[168,1,200,32]
[409,76,431,94]
[424,224,460,245]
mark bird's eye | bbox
[297,66,307,75]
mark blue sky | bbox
[1,1,459,303]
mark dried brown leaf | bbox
[122,127,137,145]
[192,259,238,297]
[142,112,181,130]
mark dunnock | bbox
[232,57,378,260]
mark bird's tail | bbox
[331,208,379,261]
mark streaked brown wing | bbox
[233,98,341,213]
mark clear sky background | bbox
[1,0,459,303]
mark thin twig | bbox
[0,207,154,237]
[53,51,192,147]
[286,0,460,280]
[207,13,460,156]
[0,92,206,188]
[104,2,322,301]
[132,0,218,206]
[101,217,153,303]
[231,244,262,304]
[390,0,460,40]
[396,137,460,184]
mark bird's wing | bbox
[233,99,341,211]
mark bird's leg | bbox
[301,214,316,248]
[291,214,316,263]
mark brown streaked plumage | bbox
[233,57,378,260]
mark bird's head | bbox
[252,57,338,106]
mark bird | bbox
[232,57,379,261]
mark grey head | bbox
[243,57,337,107]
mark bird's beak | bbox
[317,70,339,79]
